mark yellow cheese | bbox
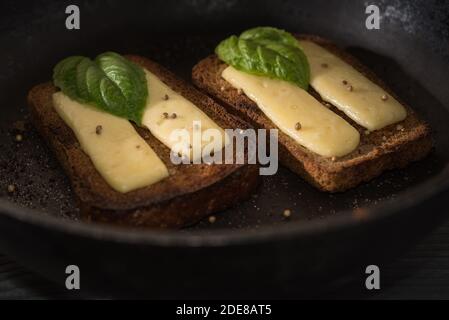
[298,40,407,131]
[142,70,229,162]
[222,66,360,157]
[53,92,169,193]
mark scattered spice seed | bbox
[171,113,177,119]
[163,94,169,101]
[347,85,353,91]
[342,80,348,85]
[7,184,16,193]
[136,145,141,149]
[208,215,216,224]
[294,122,302,130]
[15,134,23,142]
[163,112,169,118]
[95,125,103,135]
[283,209,291,219]
[321,63,328,68]
[381,94,388,101]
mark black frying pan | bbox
[0,0,448,298]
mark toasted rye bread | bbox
[28,55,260,228]
[192,34,433,192]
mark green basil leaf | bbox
[215,35,243,67]
[53,56,85,100]
[75,57,94,101]
[53,52,148,125]
[99,77,129,119]
[85,63,110,110]
[96,52,147,123]
[240,26,300,48]
[216,27,310,89]
[84,62,131,121]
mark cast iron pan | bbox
[0,0,448,298]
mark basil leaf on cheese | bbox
[53,52,148,124]
[75,57,94,101]
[53,56,86,101]
[96,52,148,123]
[215,27,310,90]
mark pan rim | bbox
[0,161,448,247]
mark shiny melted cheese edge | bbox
[222,66,360,157]
[53,92,169,193]
[298,40,407,131]
[142,70,229,162]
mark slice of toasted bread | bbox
[28,55,260,228]
[192,34,432,192]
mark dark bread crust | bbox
[192,34,432,192]
[28,56,259,228]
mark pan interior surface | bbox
[0,0,448,237]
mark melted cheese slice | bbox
[299,40,407,131]
[53,92,169,193]
[142,70,229,162]
[222,66,360,157]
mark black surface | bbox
[2,216,449,300]
[0,0,448,298]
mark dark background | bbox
[0,0,449,299]
[1,220,449,299]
